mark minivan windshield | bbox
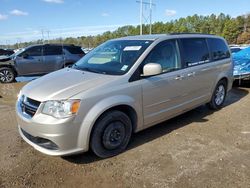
[73,40,153,75]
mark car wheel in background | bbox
[0,67,16,83]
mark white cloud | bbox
[101,12,110,17]
[165,9,177,17]
[43,0,64,4]
[10,9,28,16]
[0,14,8,20]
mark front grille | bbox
[20,96,41,118]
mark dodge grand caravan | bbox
[16,34,233,158]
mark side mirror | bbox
[142,63,162,77]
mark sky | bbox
[0,0,250,44]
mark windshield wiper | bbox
[81,67,107,74]
[73,64,107,74]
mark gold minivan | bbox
[16,34,233,158]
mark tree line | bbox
[8,13,250,49]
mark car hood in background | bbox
[233,47,250,76]
[21,68,116,101]
[0,56,12,62]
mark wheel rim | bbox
[0,70,14,83]
[215,85,225,106]
[102,121,126,150]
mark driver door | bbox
[15,46,44,75]
[142,40,192,127]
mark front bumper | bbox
[16,101,87,156]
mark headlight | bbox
[42,100,80,119]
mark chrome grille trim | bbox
[19,95,41,119]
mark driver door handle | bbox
[187,72,196,77]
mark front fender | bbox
[77,95,137,151]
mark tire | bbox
[0,67,16,83]
[90,110,132,158]
[207,80,227,110]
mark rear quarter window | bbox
[207,38,230,61]
[64,46,85,55]
[180,38,210,67]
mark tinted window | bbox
[24,46,42,56]
[208,38,230,60]
[44,46,63,55]
[181,38,210,67]
[143,40,181,73]
[64,46,85,55]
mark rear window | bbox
[64,46,85,55]
[208,38,230,60]
[180,38,210,67]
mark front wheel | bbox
[90,110,132,158]
[207,80,227,110]
[0,67,16,83]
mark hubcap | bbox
[102,121,126,150]
[215,85,225,105]
[0,70,14,83]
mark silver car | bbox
[16,34,233,158]
[0,44,85,83]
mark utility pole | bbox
[149,0,152,34]
[47,30,50,43]
[140,0,143,35]
[16,38,20,49]
[136,0,155,35]
[41,29,45,44]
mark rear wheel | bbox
[208,80,227,110]
[90,110,132,158]
[0,67,16,83]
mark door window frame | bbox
[19,46,44,57]
[178,37,212,68]
[129,39,184,82]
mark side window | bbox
[143,40,181,73]
[44,46,63,56]
[208,38,230,61]
[180,38,210,67]
[64,46,85,55]
[25,46,42,56]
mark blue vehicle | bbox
[233,47,250,81]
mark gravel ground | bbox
[0,82,250,188]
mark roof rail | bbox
[169,32,215,36]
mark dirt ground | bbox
[0,81,250,188]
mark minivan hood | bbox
[21,68,115,101]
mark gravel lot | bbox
[0,82,250,188]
